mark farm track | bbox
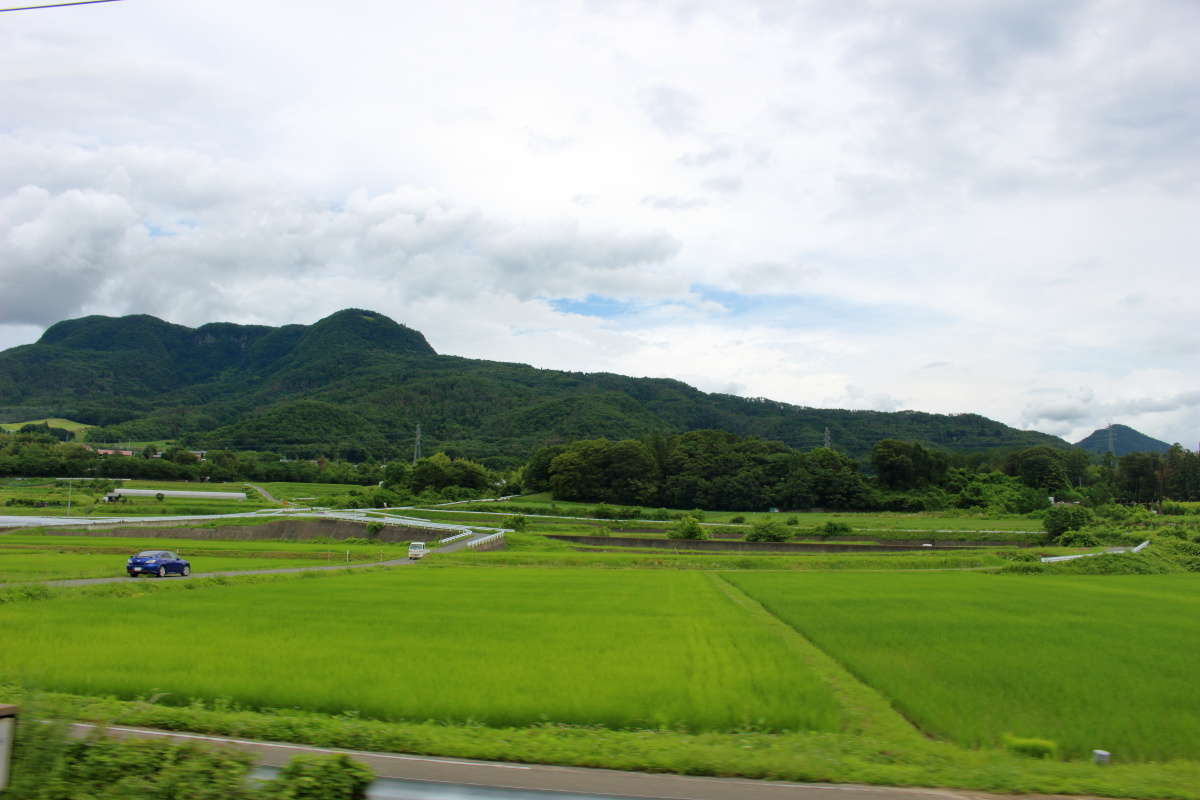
[0,532,492,588]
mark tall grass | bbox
[0,568,845,733]
[724,571,1200,761]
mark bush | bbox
[1043,505,1094,541]
[1003,734,1058,759]
[1057,529,1100,547]
[785,516,799,526]
[813,521,852,539]
[504,514,527,532]
[729,515,746,524]
[666,515,707,540]
[364,521,384,540]
[259,753,374,799]
[745,519,790,542]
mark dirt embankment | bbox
[33,518,441,543]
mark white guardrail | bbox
[437,531,473,545]
[1041,540,1150,563]
[466,532,505,550]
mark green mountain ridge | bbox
[1075,424,1172,457]
[0,309,1070,467]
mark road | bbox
[72,722,1054,800]
[0,531,497,589]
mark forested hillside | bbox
[0,309,1068,467]
[1075,424,1171,457]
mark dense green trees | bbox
[531,431,1200,512]
[537,431,871,510]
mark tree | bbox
[745,517,790,542]
[666,515,707,540]
[1043,505,1093,541]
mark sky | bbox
[2,0,1198,448]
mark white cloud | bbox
[2,1,1199,447]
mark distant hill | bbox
[1075,424,1172,457]
[0,309,1071,468]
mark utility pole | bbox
[412,423,422,465]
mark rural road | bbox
[71,722,1066,800]
[0,531,499,589]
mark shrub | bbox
[813,521,852,539]
[729,515,746,524]
[259,753,374,799]
[504,514,528,532]
[1003,734,1058,759]
[1043,505,1094,541]
[666,515,707,540]
[1057,529,1100,547]
[745,519,790,542]
[364,522,384,540]
[785,516,799,526]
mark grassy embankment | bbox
[442,493,1045,533]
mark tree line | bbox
[523,431,1200,511]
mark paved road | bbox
[0,531,497,589]
[73,722,1059,800]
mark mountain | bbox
[0,309,1070,468]
[1074,424,1172,457]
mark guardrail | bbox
[438,531,473,545]
[1041,540,1150,563]
[467,532,505,550]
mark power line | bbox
[0,0,123,13]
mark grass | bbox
[0,418,94,439]
[0,534,415,581]
[445,495,1045,532]
[0,550,351,582]
[0,568,846,733]
[723,571,1200,762]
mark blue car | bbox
[127,550,190,578]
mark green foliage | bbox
[1004,734,1059,760]
[364,521,384,539]
[1043,505,1094,540]
[666,515,707,540]
[7,718,255,800]
[504,514,527,532]
[259,754,374,800]
[745,518,790,542]
[870,439,949,490]
[813,521,852,539]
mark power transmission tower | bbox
[1107,421,1115,456]
[823,426,831,449]
[412,423,423,465]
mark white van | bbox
[407,542,428,560]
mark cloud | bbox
[677,145,733,167]
[640,85,702,136]
[641,195,708,211]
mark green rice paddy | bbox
[0,568,846,733]
[723,571,1200,761]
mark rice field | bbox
[0,534,413,582]
[0,568,846,733]
[723,571,1200,761]
[0,550,344,582]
